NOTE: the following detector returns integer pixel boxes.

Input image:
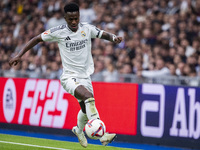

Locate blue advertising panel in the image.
[137,83,200,149]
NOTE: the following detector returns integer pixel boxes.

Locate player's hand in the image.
[113,36,123,44]
[9,56,21,67]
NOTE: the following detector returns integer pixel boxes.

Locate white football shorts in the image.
[60,76,94,102]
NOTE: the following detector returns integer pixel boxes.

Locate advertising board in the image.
[0,78,138,135]
[138,84,200,148]
[1,78,199,148]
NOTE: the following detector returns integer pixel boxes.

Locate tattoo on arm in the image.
[101,31,114,42]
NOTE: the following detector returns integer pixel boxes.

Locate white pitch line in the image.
[0,140,71,150]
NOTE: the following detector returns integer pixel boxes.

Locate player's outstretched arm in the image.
[101,31,122,44]
[9,35,43,66]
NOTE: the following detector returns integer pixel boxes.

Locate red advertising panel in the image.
[0,78,138,135]
[93,82,138,135]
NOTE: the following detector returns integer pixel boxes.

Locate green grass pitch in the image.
[0,133,140,150]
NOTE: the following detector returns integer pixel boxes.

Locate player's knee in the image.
[83,92,93,101]
[75,85,93,101]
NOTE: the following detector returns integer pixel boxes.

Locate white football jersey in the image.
[41,23,103,78]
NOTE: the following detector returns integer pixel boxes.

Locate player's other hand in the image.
[9,56,21,67]
[113,36,123,44]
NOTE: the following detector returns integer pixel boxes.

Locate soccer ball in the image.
[85,119,106,140]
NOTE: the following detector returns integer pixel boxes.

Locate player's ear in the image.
[63,13,67,19]
[64,14,67,19]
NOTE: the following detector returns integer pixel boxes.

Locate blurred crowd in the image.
[1,0,200,83]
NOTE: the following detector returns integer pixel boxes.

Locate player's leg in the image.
[61,77,115,146]
[60,77,88,147]
[72,85,99,148]
[75,85,100,120]
[72,106,88,148]
[75,80,116,146]
[76,101,88,134]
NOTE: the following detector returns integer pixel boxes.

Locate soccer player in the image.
[9,2,122,148]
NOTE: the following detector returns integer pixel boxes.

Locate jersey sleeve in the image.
[89,24,104,39]
[41,29,57,42]
[41,26,62,42]
[41,25,67,42]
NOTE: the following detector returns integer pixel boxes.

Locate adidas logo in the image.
[65,36,71,40]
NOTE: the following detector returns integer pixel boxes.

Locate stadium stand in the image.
[1,0,200,86]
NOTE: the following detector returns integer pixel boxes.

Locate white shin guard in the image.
[84,98,100,120]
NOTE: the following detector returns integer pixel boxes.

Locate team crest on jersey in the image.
[43,30,50,35]
[81,31,86,37]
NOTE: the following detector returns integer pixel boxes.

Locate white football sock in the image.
[84,98,100,120]
[77,110,88,134]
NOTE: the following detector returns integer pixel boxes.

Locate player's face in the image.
[64,11,80,32]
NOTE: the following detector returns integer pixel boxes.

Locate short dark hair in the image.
[64,2,79,13]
